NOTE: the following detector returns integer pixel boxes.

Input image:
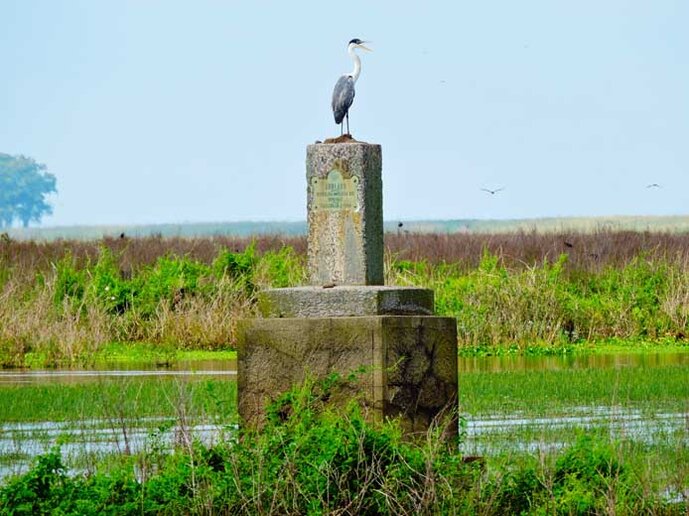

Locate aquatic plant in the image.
[0,375,685,514]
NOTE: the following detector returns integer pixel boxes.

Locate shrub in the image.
[212,242,257,295]
[0,375,476,515]
[53,253,86,309]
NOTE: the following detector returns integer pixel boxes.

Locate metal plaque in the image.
[311,168,359,211]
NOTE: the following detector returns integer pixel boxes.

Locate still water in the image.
[458,350,689,455]
[459,350,689,372]
[0,352,687,479]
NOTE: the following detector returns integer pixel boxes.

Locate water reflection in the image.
[0,361,237,385]
[459,351,689,373]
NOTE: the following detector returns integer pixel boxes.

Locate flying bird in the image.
[481,187,504,195]
[646,183,661,189]
[332,39,372,136]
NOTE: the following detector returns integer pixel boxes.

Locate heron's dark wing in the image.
[332,75,355,124]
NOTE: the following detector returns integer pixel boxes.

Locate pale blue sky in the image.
[1,1,687,226]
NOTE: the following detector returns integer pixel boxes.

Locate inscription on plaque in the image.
[311,168,359,211]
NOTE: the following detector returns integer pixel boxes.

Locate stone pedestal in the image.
[307,143,383,286]
[238,316,458,434]
[237,142,459,437]
[258,286,434,318]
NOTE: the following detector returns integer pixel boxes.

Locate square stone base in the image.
[237,316,458,436]
[258,286,434,318]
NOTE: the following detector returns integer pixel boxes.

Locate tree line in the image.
[0,153,57,228]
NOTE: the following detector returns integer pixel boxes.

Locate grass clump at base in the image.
[0,374,476,514]
[1,375,686,515]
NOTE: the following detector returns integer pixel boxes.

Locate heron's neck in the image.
[348,45,361,82]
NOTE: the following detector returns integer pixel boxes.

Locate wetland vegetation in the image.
[2,230,689,365]
[1,230,688,513]
[0,370,687,514]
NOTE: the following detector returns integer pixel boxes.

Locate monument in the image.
[237,142,458,435]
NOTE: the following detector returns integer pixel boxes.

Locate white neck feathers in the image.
[347,44,362,82]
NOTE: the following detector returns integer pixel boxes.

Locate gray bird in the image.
[481,187,504,195]
[332,39,372,136]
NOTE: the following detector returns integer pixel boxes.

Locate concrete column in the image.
[237,142,458,438]
[238,316,458,435]
[306,143,383,286]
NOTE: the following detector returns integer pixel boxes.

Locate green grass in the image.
[87,342,236,364]
[460,362,689,415]
[6,238,689,362]
[0,377,237,423]
[574,337,689,354]
[1,374,686,514]
[459,353,689,500]
[22,342,236,369]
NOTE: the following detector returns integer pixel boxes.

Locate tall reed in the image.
[0,242,306,366]
[2,230,689,363]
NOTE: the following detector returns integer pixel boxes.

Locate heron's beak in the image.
[357,42,372,52]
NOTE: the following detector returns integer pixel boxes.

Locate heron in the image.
[646,183,661,189]
[481,187,504,195]
[332,39,372,136]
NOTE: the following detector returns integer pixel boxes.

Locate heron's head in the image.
[348,38,372,52]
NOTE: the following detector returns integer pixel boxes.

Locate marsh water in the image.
[459,351,689,456]
[2,352,685,386]
[1,351,687,479]
[458,350,689,372]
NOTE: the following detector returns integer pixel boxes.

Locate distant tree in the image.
[0,153,57,228]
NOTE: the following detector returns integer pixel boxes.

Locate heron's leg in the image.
[346,112,350,135]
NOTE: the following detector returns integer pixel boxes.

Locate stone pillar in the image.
[306,143,383,286]
[238,142,458,437]
[238,316,457,434]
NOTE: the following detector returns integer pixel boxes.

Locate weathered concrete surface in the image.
[237,316,458,435]
[258,286,434,318]
[306,143,383,286]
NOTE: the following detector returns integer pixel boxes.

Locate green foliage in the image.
[212,241,257,293]
[53,253,86,309]
[0,153,56,228]
[483,434,677,515]
[0,447,142,515]
[53,246,264,319]
[255,245,305,288]
[225,373,468,514]
[395,250,687,349]
[489,457,542,515]
[551,434,626,514]
[0,405,682,514]
[136,255,212,313]
[0,447,79,514]
[2,243,305,363]
[86,246,133,315]
[0,375,476,514]
[8,242,689,359]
